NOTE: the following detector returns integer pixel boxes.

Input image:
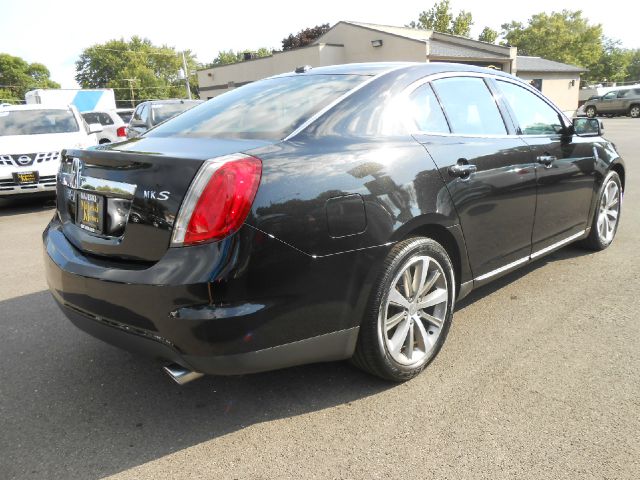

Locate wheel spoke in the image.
[405,321,414,360]
[402,269,413,299]
[389,318,411,356]
[417,287,447,309]
[385,311,405,331]
[412,258,429,301]
[419,311,444,329]
[606,209,618,220]
[597,214,605,236]
[418,270,441,298]
[413,317,434,351]
[389,287,410,309]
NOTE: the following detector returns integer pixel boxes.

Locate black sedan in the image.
[44,63,625,383]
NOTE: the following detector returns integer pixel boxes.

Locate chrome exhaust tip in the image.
[163,364,204,385]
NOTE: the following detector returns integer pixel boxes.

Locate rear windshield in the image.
[148,74,366,140]
[151,102,200,125]
[0,109,79,135]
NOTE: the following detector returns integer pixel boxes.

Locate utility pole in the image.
[181,51,192,100]
[123,78,136,108]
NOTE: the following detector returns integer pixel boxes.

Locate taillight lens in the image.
[171,154,262,246]
[116,126,127,137]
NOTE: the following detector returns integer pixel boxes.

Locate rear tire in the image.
[351,237,455,382]
[630,105,640,118]
[586,106,597,118]
[579,171,622,251]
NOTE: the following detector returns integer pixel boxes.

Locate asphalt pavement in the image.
[0,118,638,479]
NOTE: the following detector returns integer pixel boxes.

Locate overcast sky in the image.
[1,0,638,88]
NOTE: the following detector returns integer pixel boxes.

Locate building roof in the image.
[517,56,586,73]
[341,21,432,42]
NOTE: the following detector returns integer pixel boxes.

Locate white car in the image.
[0,104,100,197]
[81,110,128,144]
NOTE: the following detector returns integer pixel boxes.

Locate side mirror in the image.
[88,123,103,134]
[129,119,145,128]
[572,117,602,136]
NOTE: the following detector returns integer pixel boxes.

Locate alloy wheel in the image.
[597,179,620,244]
[630,106,640,118]
[379,255,448,366]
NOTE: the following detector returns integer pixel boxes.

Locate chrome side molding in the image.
[475,229,586,282]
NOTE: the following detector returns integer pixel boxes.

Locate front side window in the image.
[0,109,79,136]
[602,91,617,100]
[408,83,450,133]
[148,74,365,140]
[497,80,563,135]
[431,77,507,135]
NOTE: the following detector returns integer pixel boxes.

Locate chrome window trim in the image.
[402,70,570,137]
[283,65,411,142]
[474,229,586,282]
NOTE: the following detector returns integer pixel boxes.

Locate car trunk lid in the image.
[57,136,271,262]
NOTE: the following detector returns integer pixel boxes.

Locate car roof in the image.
[274,61,519,82]
[0,104,73,111]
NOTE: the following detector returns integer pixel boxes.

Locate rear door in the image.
[411,75,537,279]
[495,79,596,254]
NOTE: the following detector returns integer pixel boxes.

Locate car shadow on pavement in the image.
[0,195,56,217]
[0,244,596,480]
[456,245,595,310]
[0,290,392,480]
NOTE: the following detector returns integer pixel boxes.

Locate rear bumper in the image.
[58,300,358,375]
[44,217,385,375]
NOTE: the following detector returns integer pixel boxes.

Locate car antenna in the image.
[295,65,312,74]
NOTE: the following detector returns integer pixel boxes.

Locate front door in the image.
[495,79,596,254]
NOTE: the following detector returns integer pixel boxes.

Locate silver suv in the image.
[583,87,640,118]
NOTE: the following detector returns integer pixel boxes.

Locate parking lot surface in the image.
[1,119,638,480]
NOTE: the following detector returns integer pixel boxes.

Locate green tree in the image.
[282,24,330,50]
[209,48,271,66]
[501,10,602,74]
[0,53,60,103]
[75,37,199,106]
[478,27,498,44]
[588,38,632,82]
[408,0,474,37]
[625,49,640,81]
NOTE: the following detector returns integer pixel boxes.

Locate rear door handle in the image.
[449,163,477,178]
[537,155,557,168]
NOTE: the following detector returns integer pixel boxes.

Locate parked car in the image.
[1,104,100,197]
[583,87,640,118]
[44,63,624,384]
[115,108,134,124]
[126,99,203,138]
[81,110,127,144]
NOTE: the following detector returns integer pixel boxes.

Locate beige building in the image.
[197,21,585,113]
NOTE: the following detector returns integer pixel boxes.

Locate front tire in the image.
[579,171,622,250]
[352,237,455,381]
[586,106,597,118]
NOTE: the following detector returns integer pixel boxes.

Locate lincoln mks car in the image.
[44,63,625,383]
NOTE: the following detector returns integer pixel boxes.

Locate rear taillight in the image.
[116,126,127,137]
[171,154,262,246]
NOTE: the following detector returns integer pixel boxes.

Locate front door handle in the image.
[537,155,557,168]
[449,162,477,178]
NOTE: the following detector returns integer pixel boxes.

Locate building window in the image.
[530,79,543,91]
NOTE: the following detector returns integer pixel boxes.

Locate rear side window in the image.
[83,112,114,125]
[497,80,562,135]
[432,77,507,135]
[148,74,365,140]
[408,83,450,133]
